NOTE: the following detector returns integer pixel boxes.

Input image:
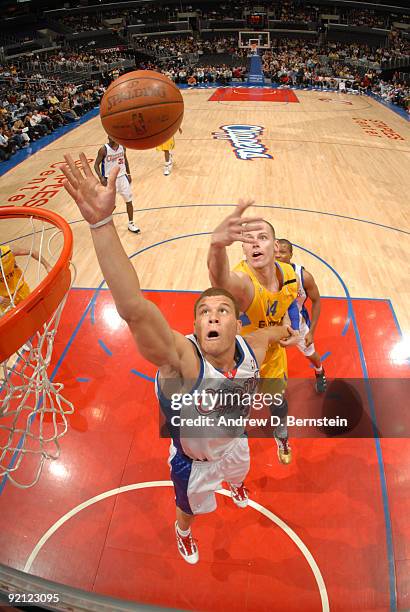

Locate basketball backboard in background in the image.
[239,31,270,49]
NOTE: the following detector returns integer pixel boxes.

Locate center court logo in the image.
[212,124,273,161]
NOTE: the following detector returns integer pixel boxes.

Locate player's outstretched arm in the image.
[62,153,188,371]
[94,146,107,186]
[246,326,296,366]
[303,270,321,347]
[123,147,132,183]
[13,248,52,273]
[207,199,264,310]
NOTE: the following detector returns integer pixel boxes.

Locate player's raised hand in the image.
[210,198,265,247]
[62,153,119,225]
[305,330,314,347]
[279,327,300,347]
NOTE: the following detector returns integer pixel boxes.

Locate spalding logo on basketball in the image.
[100,70,184,150]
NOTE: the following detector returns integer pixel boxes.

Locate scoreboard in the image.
[246,13,267,29]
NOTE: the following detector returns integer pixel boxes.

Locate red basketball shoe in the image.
[228,482,249,508]
[175,522,199,564]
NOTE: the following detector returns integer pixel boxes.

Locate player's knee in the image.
[269,396,288,419]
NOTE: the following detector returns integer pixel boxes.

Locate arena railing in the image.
[0,562,176,612]
[268,20,318,31]
[131,29,192,39]
[381,55,410,69]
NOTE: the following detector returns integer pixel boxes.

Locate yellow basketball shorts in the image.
[260,345,288,382]
[0,280,30,314]
[156,137,175,152]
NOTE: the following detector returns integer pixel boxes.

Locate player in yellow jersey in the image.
[0,244,51,315]
[207,200,300,464]
[276,238,327,393]
[156,127,182,176]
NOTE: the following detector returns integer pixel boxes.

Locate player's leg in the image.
[164,148,172,175]
[176,507,194,531]
[117,176,140,233]
[164,138,175,175]
[262,351,292,464]
[175,507,198,565]
[125,200,140,233]
[273,395,292,464]
[225,437,250,508]
[307,351,327,393]
[297,319,327,393]
[169,448,199,564]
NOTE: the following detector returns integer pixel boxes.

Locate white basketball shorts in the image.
[296,317,316,357]
[116,174,132,202]
[168,437,250,515]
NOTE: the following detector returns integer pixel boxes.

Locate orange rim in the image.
[0,206,73,362]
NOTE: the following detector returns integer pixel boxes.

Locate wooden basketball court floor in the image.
[0,87,409,611]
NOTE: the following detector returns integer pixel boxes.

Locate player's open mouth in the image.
[207,330,220,339]
[252,252,262,260]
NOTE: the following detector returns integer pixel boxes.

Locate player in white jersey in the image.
[277,239,327,393]
[156,332,259,464]
[94,136,140,234]
[61,153,295,565]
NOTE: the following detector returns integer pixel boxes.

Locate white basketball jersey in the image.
[156,334,259,461]
[102,143,126,178]
[291,263,310,326]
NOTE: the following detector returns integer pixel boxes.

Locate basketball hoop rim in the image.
[0,206,73,362]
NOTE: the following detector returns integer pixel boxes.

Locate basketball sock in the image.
[176,524,191,537]
[314,365,323,373]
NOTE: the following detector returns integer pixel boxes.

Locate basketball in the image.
[99,70,184,150]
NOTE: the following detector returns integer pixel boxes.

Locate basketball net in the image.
[0,211,75,488]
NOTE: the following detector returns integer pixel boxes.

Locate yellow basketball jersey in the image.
[0,245,30,313]
[233,260,298,379]
[156,137,175,152]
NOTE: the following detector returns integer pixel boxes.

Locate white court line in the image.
[232,89,279,95]
[25,480,329,611]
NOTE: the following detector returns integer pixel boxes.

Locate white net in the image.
[0,214,75,488]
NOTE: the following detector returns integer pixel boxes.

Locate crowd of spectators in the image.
[0,79,104,162]
[162,64,246,85]
[261,39,409,74]
[135,35,241,58]
[130,0,407,27]
[339,8,388,29]
[373,80,409,108]
[27,1,409,39]
[152,57,409,113]
[136,34,409,66]
[60,14,104,33]
[273,1,318,23]
[137,36,409,112]
[0,26,409,163]
[1,51,130,82]
[0,0,408,63]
